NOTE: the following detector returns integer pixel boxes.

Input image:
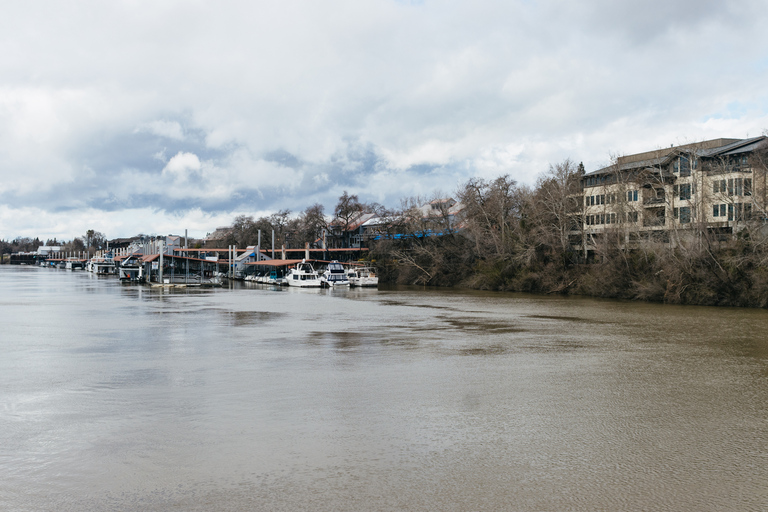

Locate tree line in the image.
[1,230,107,262]
[214,191,388,250]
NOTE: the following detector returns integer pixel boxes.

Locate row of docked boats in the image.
[246,260,378,288]
[42,251,379,289]
[244,268,287,285]
[42,256,100,271]
[43,252,132,279]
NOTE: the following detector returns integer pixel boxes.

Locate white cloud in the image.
[0,204,234,242]
[162,151,202,180]
[1,0,768,239]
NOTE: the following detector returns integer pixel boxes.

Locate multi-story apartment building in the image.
[576,136,768,253]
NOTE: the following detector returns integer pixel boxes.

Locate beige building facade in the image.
[576,136,768,253]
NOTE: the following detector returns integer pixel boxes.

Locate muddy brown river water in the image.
[1,266,767,511]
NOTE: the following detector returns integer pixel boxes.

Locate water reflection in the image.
[0,267,767,511]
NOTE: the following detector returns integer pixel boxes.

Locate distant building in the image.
[327,211,379,248]
[204,226,232,246]
[107,237,141,250]
[165,235,183,251]
[36,246,62,256]
[415,198,464,230]
[576,136,768,255]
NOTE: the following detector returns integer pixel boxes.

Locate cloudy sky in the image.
[2,0,768,241]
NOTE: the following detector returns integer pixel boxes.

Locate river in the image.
[1,265,767,511]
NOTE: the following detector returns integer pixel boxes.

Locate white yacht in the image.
[321,260,350,287]
[88,252,116,275]
[65,258,85,270]
[347,266,379,287]
[286,260,322,287]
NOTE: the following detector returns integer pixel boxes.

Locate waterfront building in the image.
[327,211,378,249]
[575,136,768,256]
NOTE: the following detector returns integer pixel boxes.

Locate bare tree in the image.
[333,191,364,231]
[458,174,522,259]
[287,203,327,248]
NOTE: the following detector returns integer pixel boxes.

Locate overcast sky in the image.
[2,0,768,241]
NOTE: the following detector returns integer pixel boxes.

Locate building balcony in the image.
[642,217,666,227]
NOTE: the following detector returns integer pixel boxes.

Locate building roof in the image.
[329,211,378,231]
[140,253,221,263]
[245,259,305,267]
[205,227,232,241]
[587,136,767,176]
[703,136,767,157]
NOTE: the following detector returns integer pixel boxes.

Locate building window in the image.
[745,178,752,196]
[728,179,734,196]
[713,181,719,194]
[728,204,734,221]
[713,205,719,217]
[720,204,726,217]
[680,156,691,177]
[633,190,638,202]
[742,155,748,165]
[679,206,691,224]
[679,184,691,200]
[735,178,743,196]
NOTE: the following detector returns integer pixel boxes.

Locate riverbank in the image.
[372,233,768,308]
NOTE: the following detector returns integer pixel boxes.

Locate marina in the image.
[23,238,377,290]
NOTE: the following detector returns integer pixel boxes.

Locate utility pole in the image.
[159,239,164,284]
[185,229,188,284]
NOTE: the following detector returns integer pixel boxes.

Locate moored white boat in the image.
[347,266,378,287]
[88,253,116,275]
[286,260,322,287]
[321,260,350,287]
[65,258,85,270]
[244,271,262,282]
